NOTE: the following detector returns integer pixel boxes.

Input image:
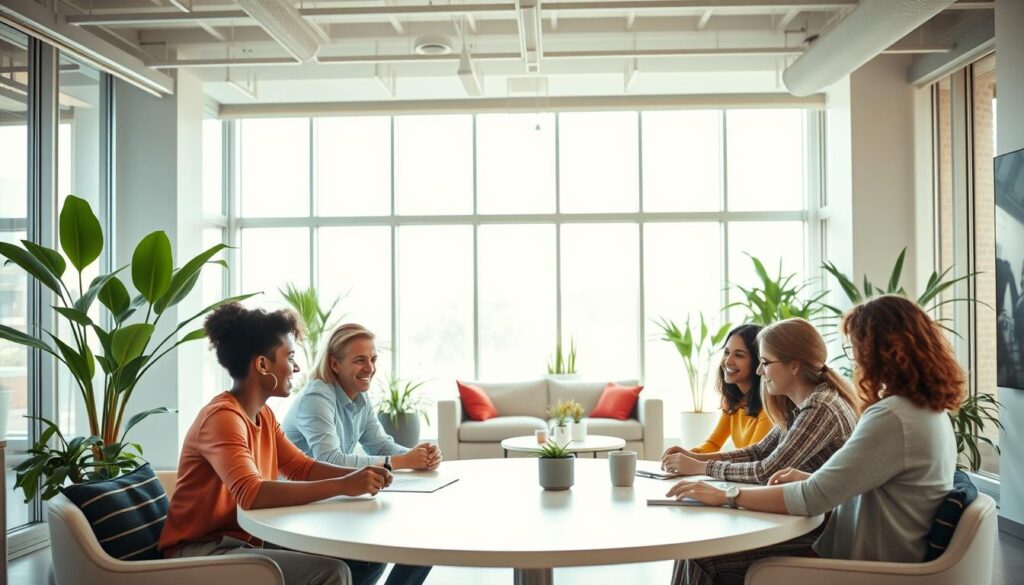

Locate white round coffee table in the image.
[237,458,823,585]
[500,434,626,458]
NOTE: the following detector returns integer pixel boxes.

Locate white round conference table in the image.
[237,459,823,585]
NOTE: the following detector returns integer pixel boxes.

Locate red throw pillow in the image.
[589,383,644,420]
[457,381,498,421]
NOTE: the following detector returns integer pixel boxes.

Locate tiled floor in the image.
[10,530,1024,584]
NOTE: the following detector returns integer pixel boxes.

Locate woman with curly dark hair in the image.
[666,295,964,585]
[159,303,428,585]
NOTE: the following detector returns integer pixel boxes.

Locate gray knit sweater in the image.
[782,395,956,562]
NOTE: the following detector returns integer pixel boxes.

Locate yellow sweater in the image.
[690,407,773,453]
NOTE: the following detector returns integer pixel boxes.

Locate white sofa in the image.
[438,378,663,460]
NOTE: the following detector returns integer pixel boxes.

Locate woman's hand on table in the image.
[339,465,392,496]
[661,452,706,476]
[665,481,727,507]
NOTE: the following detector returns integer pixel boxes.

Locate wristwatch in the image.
[725,485,741,509]
[383,456,392,472]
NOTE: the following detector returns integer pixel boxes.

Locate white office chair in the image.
[745,493,997,585]
[47,470,284,585]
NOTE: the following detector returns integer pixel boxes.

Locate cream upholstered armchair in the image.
[744,493,997,585]
[47,471,284,585]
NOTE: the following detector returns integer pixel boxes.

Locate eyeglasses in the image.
[759,358,783,368]
[842,343,855,360]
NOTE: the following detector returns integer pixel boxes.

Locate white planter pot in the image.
[551,424,572,447]
[0,389,11,440]
[571,420,587,442]
[679,411,720,450]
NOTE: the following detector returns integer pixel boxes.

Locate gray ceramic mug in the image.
[608,450,637,487]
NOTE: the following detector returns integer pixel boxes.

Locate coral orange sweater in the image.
[159,392,315,555]
[690,407,774,453]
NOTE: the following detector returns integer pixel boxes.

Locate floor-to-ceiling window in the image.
[225,109,819,438]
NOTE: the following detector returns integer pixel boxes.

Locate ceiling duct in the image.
[782,0,956,97]
[235,0,321,62]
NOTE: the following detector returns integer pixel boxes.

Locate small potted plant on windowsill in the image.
[534,440,574,491]
[567,400,587,442]
[545,337,579,380]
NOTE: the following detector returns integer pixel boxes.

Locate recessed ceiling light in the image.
[414,35,453,56]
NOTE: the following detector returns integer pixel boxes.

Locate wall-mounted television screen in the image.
[996,146,1024,390]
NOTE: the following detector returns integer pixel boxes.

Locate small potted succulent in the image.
[567,400,587,442]
[547,400,572,446]
[534,440,574,491]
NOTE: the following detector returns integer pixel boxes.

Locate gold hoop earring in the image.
[262,371,279,392]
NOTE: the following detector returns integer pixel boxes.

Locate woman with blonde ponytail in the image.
[662,317,859,485]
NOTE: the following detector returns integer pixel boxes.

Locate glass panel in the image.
[644,223,723,421]
[642,111,722,212]
[240,227,310,308]
[202,228,227,403]
[478,225,556,380]
[476,114,556,214]
[971,54,998,476]
[202,119,223,216]
[726,109,805,211]
[316,117,391,217]
[394,115,472,215]
[239,119,310,217]
[317,226,393,363]
[397,226,474,437]
[560,223,639,379]
[559,112,639,213]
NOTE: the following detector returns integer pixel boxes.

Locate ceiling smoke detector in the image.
[414,35,453,56]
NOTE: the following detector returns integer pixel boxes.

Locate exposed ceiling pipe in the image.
[781,0,957,96]
[234,0,322,62]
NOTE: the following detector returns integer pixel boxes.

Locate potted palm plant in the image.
[654,312,730,448]
[278,283,345,393]
[533,440,574,491]
[0,196,251,500]
[375,374,431,448]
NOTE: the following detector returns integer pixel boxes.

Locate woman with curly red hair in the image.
[668,295,964,585]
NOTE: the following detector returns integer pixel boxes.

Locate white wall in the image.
[824,55,920,304]
[995,0,1024,530]
[114,70,205,470]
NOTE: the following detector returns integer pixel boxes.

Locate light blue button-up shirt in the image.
[282,378,409,467]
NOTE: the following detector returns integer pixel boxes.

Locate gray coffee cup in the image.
[609,450,637,487]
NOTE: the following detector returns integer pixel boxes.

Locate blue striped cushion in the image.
[60,463,169,561]
[924,469,977,561]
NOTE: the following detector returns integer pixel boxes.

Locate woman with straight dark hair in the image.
[667,295,965,585]
[667,324,772,455]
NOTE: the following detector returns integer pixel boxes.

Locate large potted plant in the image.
[375,375,431,448]
[278,283,345,393]
[729,254,832,326]
[654,312,730,448]
[533,440,574,491]
[0,196,251,500]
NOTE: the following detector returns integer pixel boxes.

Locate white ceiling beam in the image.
[776,8,799,31]
[515,0,542,72]
[197,22,227,41]
[550,11,558,31]
[697,8,713,29]
[626,11,637,30]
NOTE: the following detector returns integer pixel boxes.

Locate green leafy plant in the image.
[547,399,572,427]
[0,195,251,501]
[566,400,584,423]
[821,247,982,335]
[279,283,345,392]
[654,313,730,413]
[375,374,432,428]
[532,440,573,458]
[547,337,577,375]
[729,254,831,326]
[949,392,1003,472]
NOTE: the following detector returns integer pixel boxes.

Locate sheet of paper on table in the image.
[381,476,459,493]
[635,461,715,481]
